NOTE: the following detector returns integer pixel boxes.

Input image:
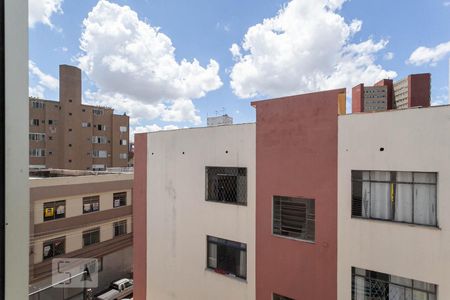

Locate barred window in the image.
[273,294,294,300]
[119,153,128,160]
[273,196,315,242]
[30,119,40,126]
[43,200,65,221]
[83,196,100,214]
[113,192,127,207]
[92,150,107,158]
[205,167,247,205]
[92,136,107,144]
[92,108,103,115]
[113,220,127,237]
[32,101,45,109]
[83,228,100,247]
[29,133,45,141]
[352,171,437,226]
[43,237,65,260]
[207,236,247,279]
[352,267,437,300]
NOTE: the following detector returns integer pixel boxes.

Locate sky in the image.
[29,0,450,139]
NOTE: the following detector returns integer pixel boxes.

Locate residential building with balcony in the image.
[29,65,130,171]
[28,170,133,299]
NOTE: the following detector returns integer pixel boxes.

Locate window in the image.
[119,153,128,160]
[30,119,39,126]
[273,294,294,300]
[113,220,127,237]
[83,228,100,247]
[352,171,437,226]
[32,101,45,109]
[83,196,100,214]
[29,133,45,141]
[30,148,46,157]
[207,236,247,279]
[92,136,107,144]
[113,192,127,207]
[48,119,56,125]
[273,196,315,242]
[120,139,127,146]
[205,167,247,205]
[97,124,106,131]
[119,126,127,133]
[81,122,90,128]
[92,164,105,171]
[92,150,107,158]
[352,267,437,300]
[93,108,103,115]
[43,237,65,260]
[43,200,66,221]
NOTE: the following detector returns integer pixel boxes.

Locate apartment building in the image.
[338,106,448,299]
[133,89,346,300]
[134,124,256,300]
[352,73,430,113]
[28,170,133,299]
[29,65,130,171]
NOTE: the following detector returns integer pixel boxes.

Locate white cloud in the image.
[29,60,58,98]
[29,0,63,28]
[229,0,396,99]
[407,41,450,66]
[78,0,222,126]
[383,52,394,61]
[130,124,179,142]
[444,2,450,7]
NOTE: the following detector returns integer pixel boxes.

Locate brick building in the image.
[352,73,430,113]
[29,65,130,171]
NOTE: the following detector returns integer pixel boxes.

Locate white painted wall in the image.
[338,106,450,299]
[146,124,256,300]
[5,0,29,299]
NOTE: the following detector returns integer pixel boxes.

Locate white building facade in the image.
[338,106,450,299]
[144,124,256,300]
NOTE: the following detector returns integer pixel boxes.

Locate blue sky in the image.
[29,0,450,134]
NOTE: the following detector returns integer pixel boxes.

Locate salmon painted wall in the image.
[133,133,147,299]
[253,90,340,300]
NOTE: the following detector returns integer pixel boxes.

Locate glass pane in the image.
[395,183,413,223]
[414,184,437,226]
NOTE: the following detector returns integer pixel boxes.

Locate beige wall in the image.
[146,124,256,300]
[338,106,450,299]
[32,216,132,264]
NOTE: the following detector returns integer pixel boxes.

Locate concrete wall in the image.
[4,0,29,299]
[143,124,256,300]
[338,106,450,299]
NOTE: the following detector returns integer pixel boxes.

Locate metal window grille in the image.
[351,170,437,226]
[206,236,247,279]
[43,200,65,221]
[273,196,315,242]
[273,294,295,300]
[113,192,127,207]
[43,237,65,260]
[205,167,247,205]
[82,196,100,214]
[113,220,127,237]
[83,228,100,247]
[352,267,437,300]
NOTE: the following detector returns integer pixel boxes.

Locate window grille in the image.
[273,196,315,242]
[43,200,65,221]
[83,196,100,214]
[205,167,247,205]
[207,236,247,279]
[351,171,437,226]
[113,220,127,237]
[273,294,294,300]
[352,267,437,300]
[83,228,100,247]
[43,237,65,260]
[113,192,127,207]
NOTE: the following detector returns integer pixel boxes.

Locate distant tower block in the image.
[207,114,233,126]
